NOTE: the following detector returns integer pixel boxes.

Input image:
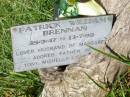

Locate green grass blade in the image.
[84,72,106,90]
[86,44,130,66]
[86,44,121,61]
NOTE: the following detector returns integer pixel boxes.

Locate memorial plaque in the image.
[11,15,113,72]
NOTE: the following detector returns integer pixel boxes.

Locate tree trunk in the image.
[39,0,130,97]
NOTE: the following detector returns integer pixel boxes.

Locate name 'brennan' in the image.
[43,26,87,36]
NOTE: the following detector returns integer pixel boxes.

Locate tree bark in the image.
[39,0,130,97]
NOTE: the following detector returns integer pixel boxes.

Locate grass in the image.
[0,0,129,97]
[106,71,130,97]
[0,0,56,96]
